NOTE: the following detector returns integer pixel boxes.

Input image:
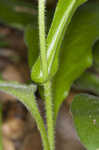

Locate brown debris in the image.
[3,137,15,150]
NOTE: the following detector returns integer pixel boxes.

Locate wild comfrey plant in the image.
[0,0,99,150]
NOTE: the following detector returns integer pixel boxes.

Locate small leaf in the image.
[24,25,39,69]
[71,94,99,150]
[52,2,99,119]
[31,0,86,83]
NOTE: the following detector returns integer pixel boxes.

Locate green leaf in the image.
[24,25,39,69]
[73,71,99,95]
[0,81,50,150]
[52,2,99,119]
[73,41,99,95]
[31,0,86,83]
[0,81,37,108]
[71,94,99,150]
[0,0,37,29]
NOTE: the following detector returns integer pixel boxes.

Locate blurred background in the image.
[0,0,99,150]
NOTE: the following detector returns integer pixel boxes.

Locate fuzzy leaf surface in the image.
[71,94,99,150]
[31,0,86,83]
[0,81,37,110]
[52,2,99,119]
[0,81,51,149]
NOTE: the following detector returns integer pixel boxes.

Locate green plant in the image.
[0,0,99,150]
[71,94,99,150]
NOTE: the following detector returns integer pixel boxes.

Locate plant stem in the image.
[27,93,50,150]
[44,81,55,150]
[38,1,55,149]
[0,104,2,150]
[38,0,48,80]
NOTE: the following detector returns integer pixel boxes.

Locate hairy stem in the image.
[0,104,2,150]
[38,0,48,80]
[27,93,50,150]
[44,81,55,150]
[38,1,55,149]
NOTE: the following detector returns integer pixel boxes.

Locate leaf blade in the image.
[31,0,86,83]
[52,2,99,119]
[0,81,50,150]
[71,94,99,150]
